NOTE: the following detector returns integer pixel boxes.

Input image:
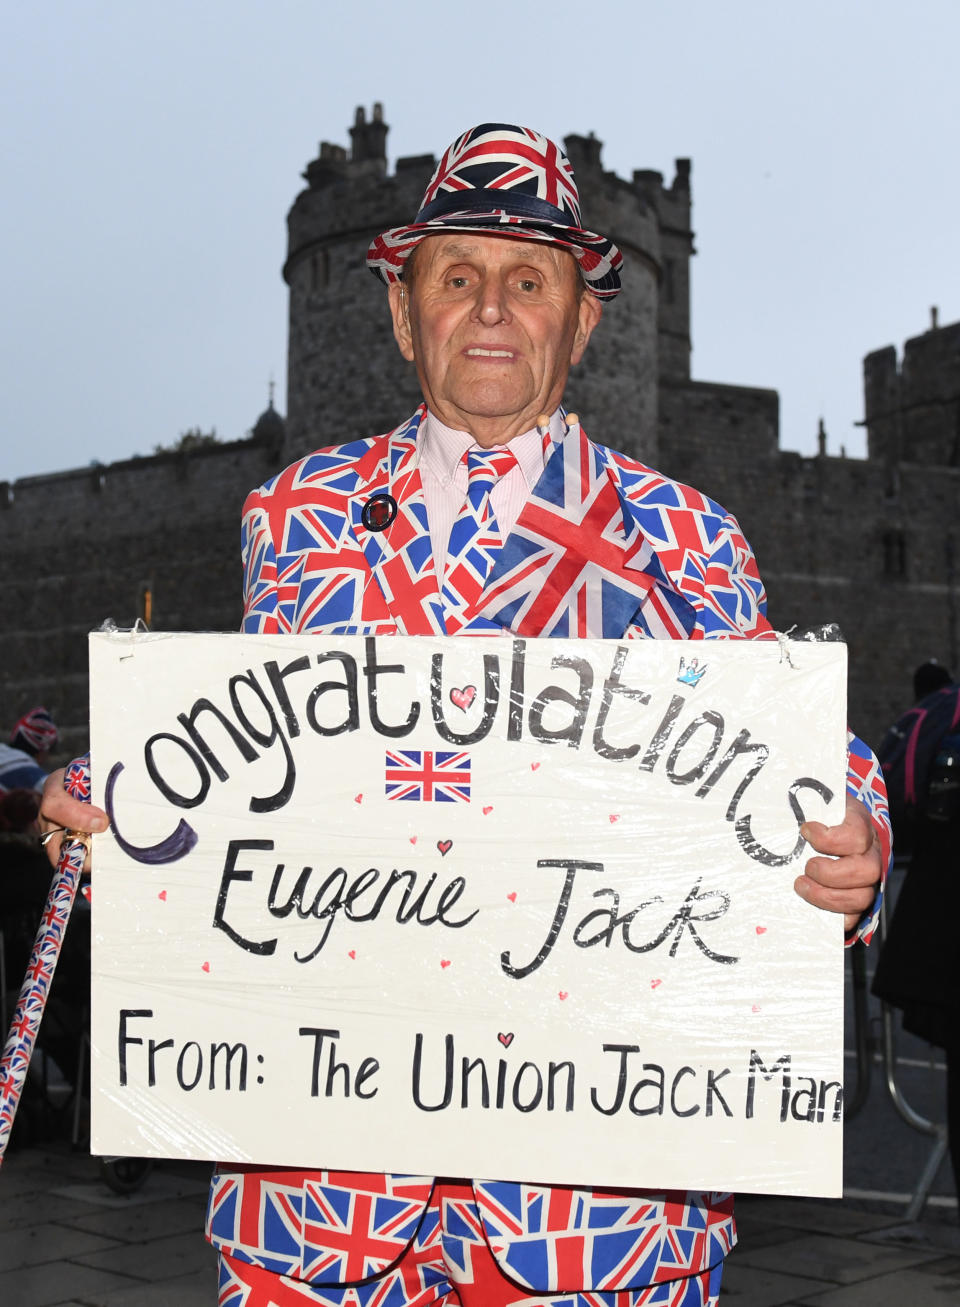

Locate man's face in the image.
[388,233,602,446]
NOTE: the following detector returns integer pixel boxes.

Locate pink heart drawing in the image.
[348,949,356,960]
[440,959,451,969]
[158,890,167,901]
[498,1032,514,1047]
[609,814,620,823]
[507,891,517,903]
[531,761,541,771]
[558,991,569,1001]
[482,805,493,815]
[450,685,477,712]
[755,926,767,935]
[650,978,662,989]
[437,839,452,856]
[201,962,210,973]
[409,836,418,845]
[354,794,363,804]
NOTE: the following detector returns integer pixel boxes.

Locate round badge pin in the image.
[361,493,398,532]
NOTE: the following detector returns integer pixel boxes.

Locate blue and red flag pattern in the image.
[420,124,582,216]
[385,750,471,803]
[213,1177,726,1305]
[0,754,90,1160]
[240,406,887,930]
[217,406,892,1301]
[441,446,517,633]
[367,124,624,300]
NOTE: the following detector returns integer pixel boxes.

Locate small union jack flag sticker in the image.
[384,750,471,802]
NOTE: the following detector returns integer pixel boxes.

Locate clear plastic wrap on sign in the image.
[88,632,848,1196]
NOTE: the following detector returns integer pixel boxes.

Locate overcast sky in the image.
[2,0,957,483]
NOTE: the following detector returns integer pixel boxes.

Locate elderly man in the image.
[43,124,887,1307]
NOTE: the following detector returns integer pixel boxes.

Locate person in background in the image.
[1,705,88,1128]
[0,707,58,800]
[0,707,59,834]
[913,659,953,703]
[873,661,960,1216]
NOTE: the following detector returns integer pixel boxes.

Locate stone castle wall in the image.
[866,321,960,467]
[1,108,957,765]
[0,437,281,760]
[657,328,960,745]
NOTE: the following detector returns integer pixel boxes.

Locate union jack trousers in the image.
[213,1177,727,1306]
[210,406,892,1302]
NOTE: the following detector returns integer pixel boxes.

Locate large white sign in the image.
[89,631,848,1196]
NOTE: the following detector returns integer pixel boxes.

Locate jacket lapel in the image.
[347,407,448,636]
[343,413,699,640]
[476,424,696,639]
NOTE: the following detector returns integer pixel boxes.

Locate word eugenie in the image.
[103,637,832,869]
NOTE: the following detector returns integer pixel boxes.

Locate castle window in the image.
[882,529,906,578]
[663,258,675,305]
[310,249,330,292]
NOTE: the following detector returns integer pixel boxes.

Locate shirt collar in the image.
[418,408,563,491]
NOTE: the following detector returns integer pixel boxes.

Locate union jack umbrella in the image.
[0,755,91,1161]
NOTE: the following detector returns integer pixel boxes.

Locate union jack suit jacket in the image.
[207,405,890,1296]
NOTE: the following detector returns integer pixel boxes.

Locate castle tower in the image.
[633,158,693,381]
[283,105,432,456]
[864,315,960,468]
[283,108,695,464]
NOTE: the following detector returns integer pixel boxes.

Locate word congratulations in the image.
[104,637,832,869]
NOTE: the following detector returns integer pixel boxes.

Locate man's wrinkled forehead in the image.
[427,236,559,262]
[404,233,578,283]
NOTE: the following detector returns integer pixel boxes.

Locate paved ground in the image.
[841,864,956,1214]
[0,1141,958,1306]
[0,1144,215,1306]
[2,862,956,1303]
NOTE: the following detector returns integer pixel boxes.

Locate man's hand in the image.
[795,794,883,934]
[38,767,108,871]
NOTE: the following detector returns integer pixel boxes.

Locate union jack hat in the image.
[367,123,623,300]
[10,706,58,754]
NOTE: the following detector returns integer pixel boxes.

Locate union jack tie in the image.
[442,446,517,633]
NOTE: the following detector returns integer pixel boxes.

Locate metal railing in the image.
[845,867,949,1221]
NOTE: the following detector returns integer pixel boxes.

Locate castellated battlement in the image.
[865,319,960,467]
